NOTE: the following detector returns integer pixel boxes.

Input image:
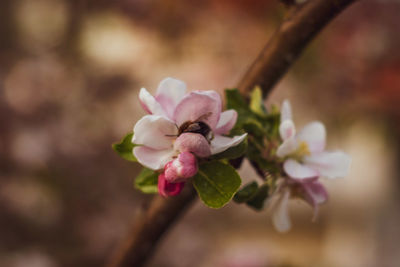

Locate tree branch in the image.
[106,0,357,266]
[106,185,197,267]
[238,0,357,98]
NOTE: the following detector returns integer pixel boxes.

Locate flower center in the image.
[289,141,311,161]
[178,121,213,141]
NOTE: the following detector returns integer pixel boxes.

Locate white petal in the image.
[304,151,351,179]
[276,137,298,158]
[279,119,296,141]
[296,121,326,153]
[215,110,237,135]
[132,115,178,150]
[281,99,292,122]
[272,189,291,233]
[210,134,247,155]
[155,78,186,118]
[133,146,175,170]
[283,159,319,180]
[138,88,165,116]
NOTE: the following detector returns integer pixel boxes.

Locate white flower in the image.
[277,100,351,181]
[132,77,247,170]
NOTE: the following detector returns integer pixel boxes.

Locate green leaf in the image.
[246,183,270,210]
[112,133,137,162]
[225,88,248,111]
[233,181,259,203]
[262,113,281,138]
[193,161,241,209]
[249,86,267,116]
[243,118,266,137]
[134,168,158,194]
[208,137,247,161]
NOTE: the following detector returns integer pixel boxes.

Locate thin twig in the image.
[106,0,357,266]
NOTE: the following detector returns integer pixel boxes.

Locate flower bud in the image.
[157,173,185,197]
[164,152,198,183]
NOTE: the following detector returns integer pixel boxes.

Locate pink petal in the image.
[301,181,328,205]
[196,90,222,113]
[164,152,198,183]
[158,172,185,197]
[296,121,326,153]
[304,151,351,179]
[174,133,211,158]
[281,99,292,122]
[132,115,178,150]
[299,180,328,220]
[271,189,291,233]
[155,78,186,119]
[279,119,296,141]
[276,137,298,158]
[138,88,165,116]
[133,146,175,170]
[214,110,238,135]
[283,159,319,180]
[173,91,221,130]
[210,133,247,155]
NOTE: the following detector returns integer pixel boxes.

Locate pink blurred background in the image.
[1,0,400,266]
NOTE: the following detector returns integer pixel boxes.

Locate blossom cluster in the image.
[113,77,351,232]
[132,78,246,196]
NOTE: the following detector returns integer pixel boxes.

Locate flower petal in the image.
[133,146,175,170]
[197,90,222,113]
[174,133,211,157]
[173,91,221,130]
[155,78,187,118]
[281,99,292,122]
[214,110,237,135]
[299,180,328,221]
[272,189,291,233]
[210,133,247,155]
[276,137,298,158]
[304,151,351,179]
[283,159,319,180]
[138,88,165,116]
[132,115,178,149]
[158,172,185,197]
[279,119,296,141]
[296,121,326,153]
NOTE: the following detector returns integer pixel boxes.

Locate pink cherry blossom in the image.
[132,78,247,171]
[164,152,198,183]
[277,100,351,181]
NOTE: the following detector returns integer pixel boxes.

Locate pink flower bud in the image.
[157,173,184,197]
[164,152,198,183]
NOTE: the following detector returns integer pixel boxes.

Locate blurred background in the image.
[0,0,400,266]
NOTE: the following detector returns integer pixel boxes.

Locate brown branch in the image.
[106,185,197,267]
[106,0,357,266]
[238,0,358,98]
